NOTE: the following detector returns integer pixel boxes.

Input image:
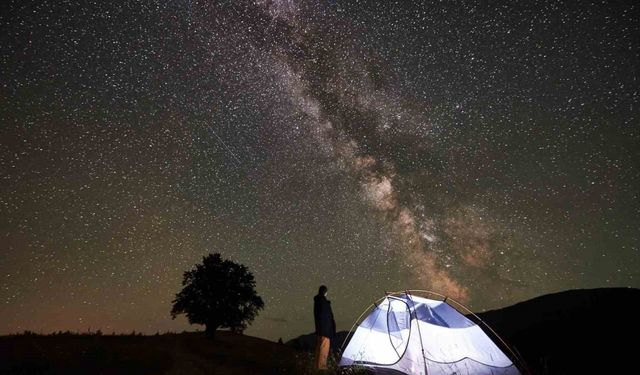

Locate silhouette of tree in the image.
[170,253,264,339]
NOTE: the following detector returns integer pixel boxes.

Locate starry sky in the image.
[1,0,638,341]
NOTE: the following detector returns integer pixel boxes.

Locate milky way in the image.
[1,0,638,340]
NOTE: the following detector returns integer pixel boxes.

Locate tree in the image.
[170,253,264,339]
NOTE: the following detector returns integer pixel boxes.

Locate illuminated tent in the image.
[338,291,525,375]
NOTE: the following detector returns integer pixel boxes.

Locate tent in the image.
[338,291,526,375]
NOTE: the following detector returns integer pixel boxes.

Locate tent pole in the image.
[405,291,429,375]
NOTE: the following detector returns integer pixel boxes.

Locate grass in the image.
[0,331,306,375]
[1,330,377,375]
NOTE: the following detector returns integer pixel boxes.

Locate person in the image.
[313,285,336,371]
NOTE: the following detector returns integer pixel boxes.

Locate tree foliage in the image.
[170,253,264,338]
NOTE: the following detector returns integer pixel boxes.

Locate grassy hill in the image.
[0,331,309,375]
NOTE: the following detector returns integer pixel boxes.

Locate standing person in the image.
[314,285,336,371]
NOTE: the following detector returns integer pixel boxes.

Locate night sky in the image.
[1,0,638,341]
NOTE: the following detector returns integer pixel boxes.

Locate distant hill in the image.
[290,288,640,374]
[0,331,304,375]
[477,287,640,374]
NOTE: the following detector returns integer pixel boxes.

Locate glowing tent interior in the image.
[338,291,527,375]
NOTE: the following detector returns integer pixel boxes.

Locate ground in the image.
[0,331,311,375]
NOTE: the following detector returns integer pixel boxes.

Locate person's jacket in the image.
[313,294,336,338]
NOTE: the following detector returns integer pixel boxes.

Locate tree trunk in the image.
[205,323,218,339]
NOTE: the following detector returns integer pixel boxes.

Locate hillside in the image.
[476,287,640,374]
[0,331,305,375]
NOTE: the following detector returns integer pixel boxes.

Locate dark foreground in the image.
[0,331,310,375]
[3,288,640,375]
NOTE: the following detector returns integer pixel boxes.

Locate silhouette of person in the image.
[314,285,336,371]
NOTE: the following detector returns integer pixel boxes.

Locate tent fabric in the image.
[339,293,522,375]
